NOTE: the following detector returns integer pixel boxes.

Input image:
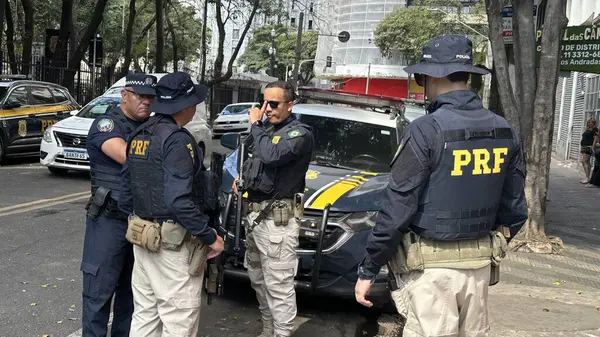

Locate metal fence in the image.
[0,52,121,105]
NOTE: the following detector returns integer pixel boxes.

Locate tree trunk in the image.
[166,7,177,72]
[200,0,208,83]
[51,0,73,68]
[62,0,110,89]
[20,0,34,76]
[512,0,536,168]
[0,0,5,73]
[119,0,136,77]
[509,0,569,254]
[155,0,164,72]
[4,0,18,74]
[485,0,520,132]
[207,0,259,85]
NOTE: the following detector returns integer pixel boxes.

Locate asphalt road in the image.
[0,140,396,337]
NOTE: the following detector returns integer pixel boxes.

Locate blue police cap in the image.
[404,35,490,78]
[125,73,157,96]
[150,72,208,115]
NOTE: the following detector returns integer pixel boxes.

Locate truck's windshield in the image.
[295,113,397,173]
[77,96,121,119]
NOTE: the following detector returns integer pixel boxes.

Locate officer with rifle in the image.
[81,73,156,337]
[354,35,528,337]
[119,71,224,336]
[232,80,314,337]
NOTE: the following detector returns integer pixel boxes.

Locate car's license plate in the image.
[64,148,87,160]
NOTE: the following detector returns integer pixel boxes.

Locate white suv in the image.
[40,93,213,175]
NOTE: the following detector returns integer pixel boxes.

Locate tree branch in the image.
[485,0,519,131]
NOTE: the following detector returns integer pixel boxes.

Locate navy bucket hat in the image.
[404,35,490,78]
[150,72,208,115]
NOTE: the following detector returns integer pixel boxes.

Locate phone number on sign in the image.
[562,50,600,59]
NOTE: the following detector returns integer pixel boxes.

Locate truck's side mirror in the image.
[221,132,240,150]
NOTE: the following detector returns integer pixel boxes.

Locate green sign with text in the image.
[537,26,600,73]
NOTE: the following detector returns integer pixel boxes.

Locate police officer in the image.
[81,73,157,337]
[233,80,313,337]
[354,35,528,337]
[119,71,224,337]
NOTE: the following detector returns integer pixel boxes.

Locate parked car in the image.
[40,93,213,175]
[216,88,421,311]
[0,76,80,162]
[212,102,260,137]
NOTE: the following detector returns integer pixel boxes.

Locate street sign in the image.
[537,25,600,73]
[338,31,350,43]
[502,5,538,44]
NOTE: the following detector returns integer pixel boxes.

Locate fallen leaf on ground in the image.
[42,335,49,337]
[51,285,57,288]
[25,253,30,255]
[41,284,48,288]
[70,304,76,308]
[553,281,560,286]
[576,291,582,294]
[551,296,557,300]
[68,308,75,312]
[543,308,550,312]
[233,315,238,320]
[596,306,600,311]
[56,320,63,324]
[30,303,37,306]
[56,278,64,281]
[21,281,28,285]
[68,318,77,321]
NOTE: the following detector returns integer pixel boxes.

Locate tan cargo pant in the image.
[129,240,205,337]
[390,263,491,337]
[244,211,300,337]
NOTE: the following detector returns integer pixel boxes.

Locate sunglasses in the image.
[264,100,288,109]
[125,89,154,101]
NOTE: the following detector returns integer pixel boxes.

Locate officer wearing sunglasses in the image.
[232,80,313,337]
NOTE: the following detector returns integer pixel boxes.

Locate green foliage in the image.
[374,0,488,62]
[238,24,317,80]
[28,0,206,68]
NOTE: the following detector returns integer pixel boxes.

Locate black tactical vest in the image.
[126,116,204,219]
[244,118,312,202]
[411,107,516,241]
[89,108,136,202]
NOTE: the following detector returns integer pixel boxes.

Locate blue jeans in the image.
[81,214,134,337]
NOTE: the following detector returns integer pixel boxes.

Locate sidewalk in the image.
[488,158,600,337]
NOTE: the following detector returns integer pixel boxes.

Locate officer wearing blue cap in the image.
[355,35,528,336]
[81,72,157,337]
[119,71,224,336]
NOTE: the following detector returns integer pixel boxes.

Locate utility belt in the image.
[248,196,303,227]
[85,187,127,221]
[125,214,209,276]
[390,227,509,286]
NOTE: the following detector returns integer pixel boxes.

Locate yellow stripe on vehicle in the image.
[35,105,73,114]
[345,178,363,184]
[308,175,369,210]
[0,105,73,118]
[360,171,378,176]
[352,175,369,182]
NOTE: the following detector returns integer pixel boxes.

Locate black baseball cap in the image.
[125,73,157,96]
[150,72,209,115]
[404,35,490,78]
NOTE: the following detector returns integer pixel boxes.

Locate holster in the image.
[126,215,161,252]
[188,237,209,276]
[489,226,510,286]
[86,187,111,221]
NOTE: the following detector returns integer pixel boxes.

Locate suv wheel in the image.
[48,167,69,175]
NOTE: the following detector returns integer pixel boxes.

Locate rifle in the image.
[204,151,225,305]
[233,133,252,262]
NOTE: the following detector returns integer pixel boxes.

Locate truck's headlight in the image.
[43,127,53,143]
[241,119,249,123]
[345,211,378,231]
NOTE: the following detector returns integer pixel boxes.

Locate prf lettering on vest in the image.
[451,148,509,176]
[129,139,150,157]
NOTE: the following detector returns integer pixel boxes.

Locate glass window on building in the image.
[232,29,240,40]
[308,20,313,30]
[291,17,296,26]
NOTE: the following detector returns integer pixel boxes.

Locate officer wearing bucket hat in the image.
[81,72,156,337]
[355,35,528,336]
[119,71,224,336]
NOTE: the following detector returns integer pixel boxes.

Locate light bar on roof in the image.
[297,87,405,110]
